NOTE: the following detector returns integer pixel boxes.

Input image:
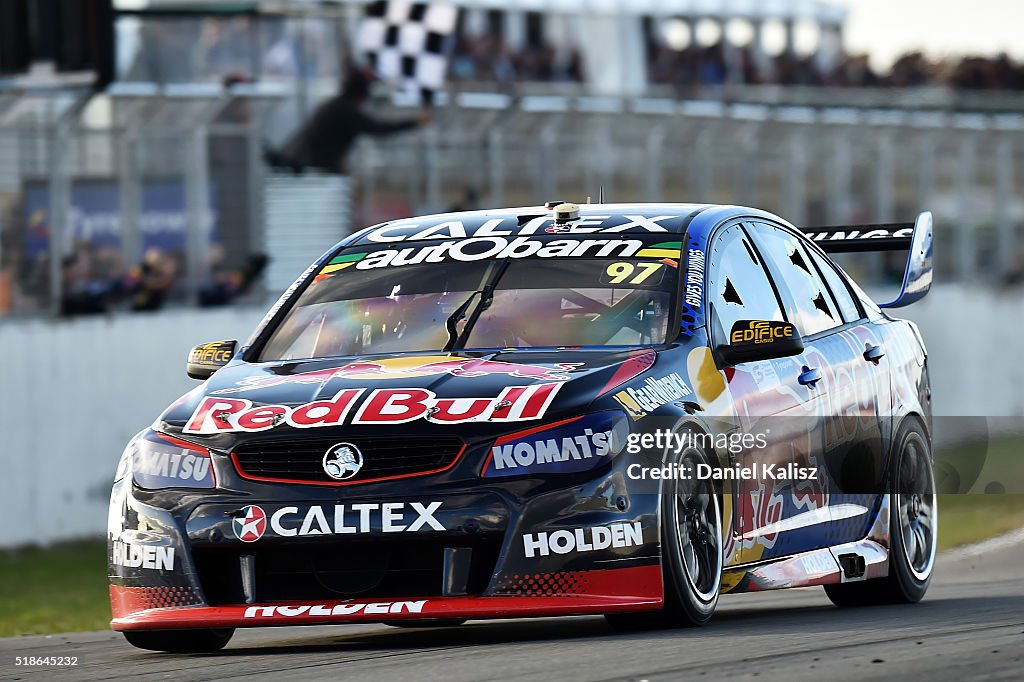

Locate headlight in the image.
[114,429,216,489]
[481,411,629,478]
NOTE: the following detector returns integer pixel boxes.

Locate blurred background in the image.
[1,1,1023,628]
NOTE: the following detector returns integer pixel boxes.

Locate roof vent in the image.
[544,200,567,209]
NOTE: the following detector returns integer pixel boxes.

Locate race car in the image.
[108,202,935,652]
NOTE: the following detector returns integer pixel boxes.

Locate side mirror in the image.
[186,340,237,380]
[718,320,803,366]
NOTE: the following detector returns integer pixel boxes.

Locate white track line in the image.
[941,525,1024,561]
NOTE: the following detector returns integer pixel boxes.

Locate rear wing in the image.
[800,211,933,308]
[801,223,914,253]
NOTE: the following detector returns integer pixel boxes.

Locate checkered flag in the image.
[359,1,458,103]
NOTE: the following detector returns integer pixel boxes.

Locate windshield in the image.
[259,250,679,361]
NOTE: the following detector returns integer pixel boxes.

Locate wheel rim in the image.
[896,432,937,581]
[670,448,723,602]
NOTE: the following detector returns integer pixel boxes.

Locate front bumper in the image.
[108,456,665,631]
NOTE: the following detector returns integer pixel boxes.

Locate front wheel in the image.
[824,418,937,607]
[122,628,235,653]
[607,435,722,630]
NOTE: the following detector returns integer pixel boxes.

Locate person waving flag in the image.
[359,1,458,104]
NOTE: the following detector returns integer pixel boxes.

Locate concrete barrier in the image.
[0,308,263,548]
[900,285,1024,443]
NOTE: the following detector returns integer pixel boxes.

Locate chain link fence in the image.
[0,86,287,317]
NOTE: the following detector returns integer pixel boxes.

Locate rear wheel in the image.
[122,628,234,653]
[607,436,722,630]
[824,418,936,607]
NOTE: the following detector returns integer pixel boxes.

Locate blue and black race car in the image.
[109,202,935,652]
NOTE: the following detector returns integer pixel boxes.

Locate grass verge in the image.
[933,437,1024,549]
[0,541,109,637]
[936,494,1024,551]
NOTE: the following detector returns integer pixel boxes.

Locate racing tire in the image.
[824,418,937,607]
[607,432,722,630]
[122,628,235,653]
[384,619,467,628]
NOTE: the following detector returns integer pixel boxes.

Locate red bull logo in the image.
[184,383,564,434]
[725,483,785,561]
[213,356,583,395]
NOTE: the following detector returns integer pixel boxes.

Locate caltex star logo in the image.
[233,505,267,542]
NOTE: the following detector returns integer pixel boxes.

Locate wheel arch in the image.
[651,416,730,554]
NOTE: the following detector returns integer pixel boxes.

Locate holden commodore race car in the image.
[109,202,935,652]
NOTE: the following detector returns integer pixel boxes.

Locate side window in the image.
[748,223,840,337]
[707,224,785,346]
[807,248,862,323]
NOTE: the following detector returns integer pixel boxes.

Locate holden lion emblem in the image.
[322,443,364,480]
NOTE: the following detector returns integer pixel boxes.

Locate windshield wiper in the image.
[451,260,511,351]
[443,290,482,352]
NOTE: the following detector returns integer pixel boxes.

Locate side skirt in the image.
[722,495,892,594]
[721,538,889,594]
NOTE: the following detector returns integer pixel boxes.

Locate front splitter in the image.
[111,565,663,630]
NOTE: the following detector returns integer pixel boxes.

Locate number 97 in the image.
[605,262,662,285]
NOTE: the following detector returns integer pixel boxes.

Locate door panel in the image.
[749,222,887,551]
[704,222,829,567]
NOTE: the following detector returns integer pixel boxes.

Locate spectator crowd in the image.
[118,12,1024,93]
[645,44,1024,90]
[447,34,1024,92]
[0,238,267,317]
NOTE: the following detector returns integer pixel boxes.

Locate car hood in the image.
[157,348,655,451]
